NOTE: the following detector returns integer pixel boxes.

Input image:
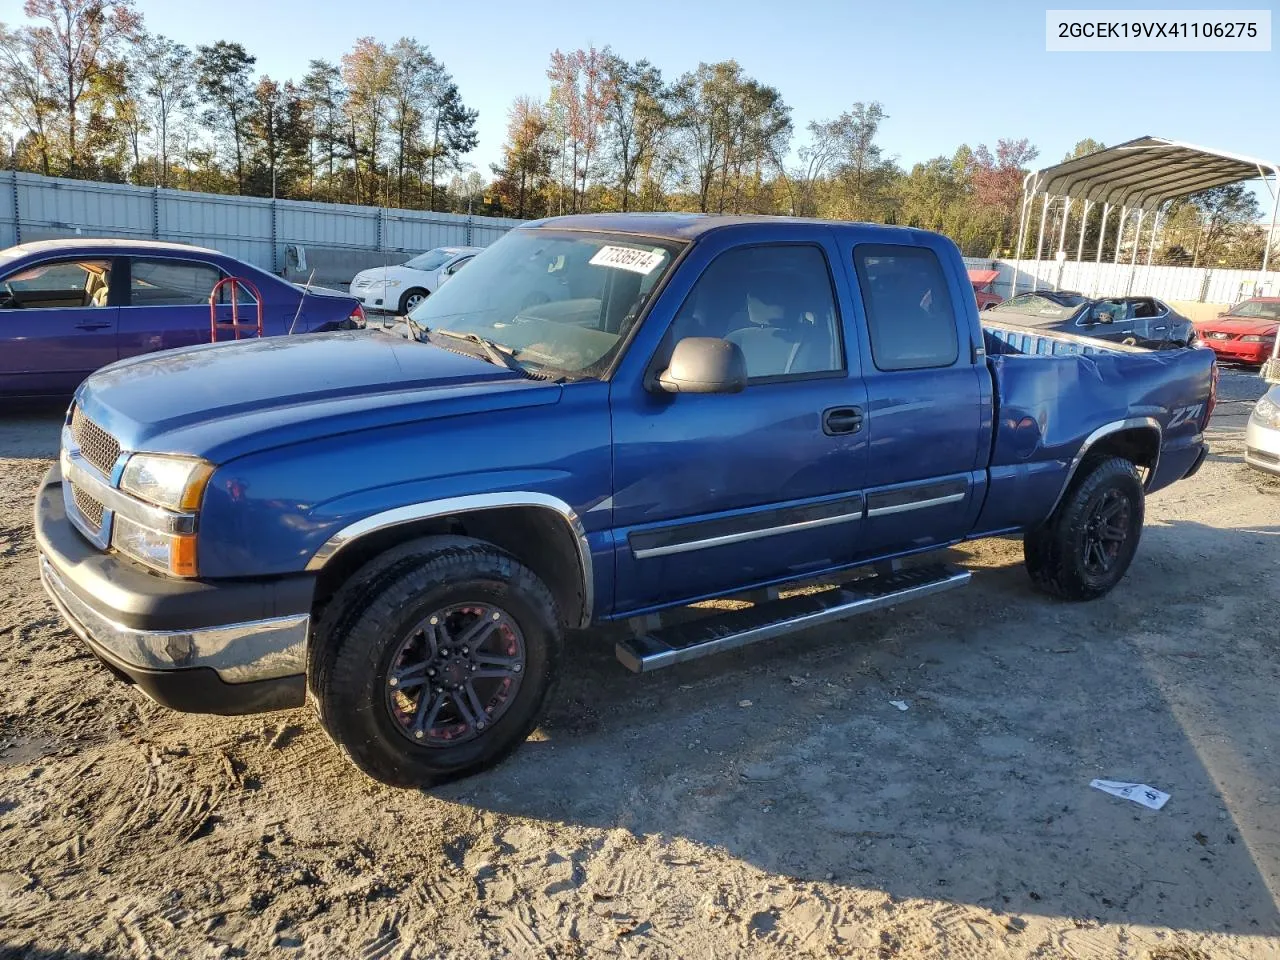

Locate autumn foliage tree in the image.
[0,2,1265,268]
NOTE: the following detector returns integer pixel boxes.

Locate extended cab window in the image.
[0,259,112,309]
[666,244,843,380]
[130,258,224,306]
[855,245,959,371]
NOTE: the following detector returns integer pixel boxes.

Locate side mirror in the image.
[654,337,747,394]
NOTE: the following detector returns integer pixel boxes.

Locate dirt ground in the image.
[2,373,1278,960]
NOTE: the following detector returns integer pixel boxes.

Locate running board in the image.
[615,563,970,673]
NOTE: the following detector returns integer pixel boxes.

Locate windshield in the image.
[989,292,1086,324]
[1226,300,1280,320]
[403,249,455,271]
[408,228,682,377]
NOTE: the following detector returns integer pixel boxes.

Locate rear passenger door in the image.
[118,257,229,358]
[843,241,990,558]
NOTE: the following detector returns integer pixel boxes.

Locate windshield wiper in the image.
[431,328,526,373]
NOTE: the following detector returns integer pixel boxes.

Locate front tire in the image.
[1023,456,1145,601]
[398,287,428,315]
[311,536,562,787]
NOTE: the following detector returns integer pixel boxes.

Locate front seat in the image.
[727,273,832,377]
[86,269,109,307]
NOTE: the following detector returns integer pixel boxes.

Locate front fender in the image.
[196,384,613,579]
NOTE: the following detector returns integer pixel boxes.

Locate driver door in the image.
[608,232,869,616]
[0,257,119,396]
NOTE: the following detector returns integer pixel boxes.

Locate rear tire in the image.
[310,535,562,787]
[1023,456,1144,601]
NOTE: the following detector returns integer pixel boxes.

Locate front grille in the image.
[71,483,105,528]
[70,406,120,476]
[1248,447,1280,466]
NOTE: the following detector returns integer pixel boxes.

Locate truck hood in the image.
[75,330,560,463]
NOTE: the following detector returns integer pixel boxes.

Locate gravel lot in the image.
[1,371,1277,960]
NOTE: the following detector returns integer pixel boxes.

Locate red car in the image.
[968,268,1003,310]
[1194,297,1280,366]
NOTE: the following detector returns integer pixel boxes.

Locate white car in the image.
[1246,386,1280,476]
[349,246,483,314]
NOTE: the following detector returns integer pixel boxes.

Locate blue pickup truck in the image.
[35,214,1216,786]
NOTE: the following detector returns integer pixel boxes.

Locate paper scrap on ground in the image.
[588,245,666,275]
[889,700,909,711]
[1091,779,1170,810]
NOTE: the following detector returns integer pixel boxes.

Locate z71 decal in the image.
[1168,403,1204,429]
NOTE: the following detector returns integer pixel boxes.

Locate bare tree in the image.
[137,33,192,187]
[194,40,256,193]
[0,22,58,174]
[21,0,141,174]
[601,54,666,211]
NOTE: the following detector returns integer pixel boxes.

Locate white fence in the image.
[0,170,523,286]
[962,255,1278,305]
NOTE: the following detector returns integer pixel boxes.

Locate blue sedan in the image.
[0,239,365,398]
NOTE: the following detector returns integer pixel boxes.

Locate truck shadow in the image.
[438,518,1280,937]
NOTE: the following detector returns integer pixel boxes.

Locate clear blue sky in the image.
[136,0,1279,179]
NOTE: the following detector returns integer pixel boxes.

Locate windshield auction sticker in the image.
[1046,9,1270,51]
[589,246,667,275]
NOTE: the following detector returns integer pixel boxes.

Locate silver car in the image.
[1246,386,1280,475]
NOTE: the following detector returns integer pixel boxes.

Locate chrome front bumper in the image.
[35,466,313,714]
[40,555,309,684]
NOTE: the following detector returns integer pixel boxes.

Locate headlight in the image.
[1253,395,1280,427]
[383,279,402,289]
[1240,335,1275,343]
[120,454,213,511]
[111,515,199,577]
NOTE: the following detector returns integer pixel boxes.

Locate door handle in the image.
[822,406,863,436]
[74,321,111,331]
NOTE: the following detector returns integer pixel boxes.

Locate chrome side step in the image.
[615,563,970,673]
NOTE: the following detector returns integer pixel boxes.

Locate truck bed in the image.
[982,318,1146,357]
[972,317,1216,536]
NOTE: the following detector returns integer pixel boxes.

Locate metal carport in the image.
[1010,135,1280,298]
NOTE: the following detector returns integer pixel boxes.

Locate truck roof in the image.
[521,212,938,245]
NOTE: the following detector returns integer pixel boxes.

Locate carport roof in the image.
[1027,135,1279,209]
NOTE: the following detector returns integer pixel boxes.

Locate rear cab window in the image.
[853,244,959,371]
